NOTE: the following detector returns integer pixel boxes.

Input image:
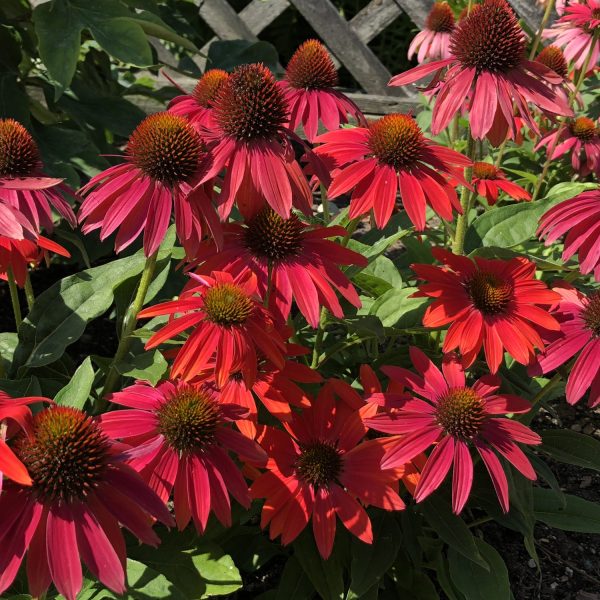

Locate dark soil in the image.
[484,401,600,600]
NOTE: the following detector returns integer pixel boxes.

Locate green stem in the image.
[532,29,599,201]
[468,515,494,529]
[342,217,360,246]
[451,131,477,255]
[7,267,22,330]
[467,0,473,14]
[529,0,555,60]
[320,184,330,224]
[100,251,158,403]
[310,308,327,369]
[24,273,35,312]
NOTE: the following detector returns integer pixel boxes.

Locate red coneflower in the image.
[168,69,229,132]
[250,390,405,559]
[364,348,540,513]
[543,0,600,71]
[0,235,70,287]
[187,206,367,327]
[0,391,48,490]
[0,119,76,234]
[195,330,321,438]
[535,45,579,106]
[535,117,600,177]
[101,380,266,532]
[280,40,365,142]
[538,188,600,279]
[78,112,221,258]
[0,406,173,600]
[389,0,573,145]
[532,284,600,407]
[471,162,531,205]
[139,270,287,386]
[413,248,560,372]
[314,113,471,230]
[197,63,313,221]
[408,2,456,63]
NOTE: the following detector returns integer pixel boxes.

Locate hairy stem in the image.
[7,267,22,330]
[529,0,555,60]
[451,132,477,255]
[24,273,36,312]
[100,250,158,403]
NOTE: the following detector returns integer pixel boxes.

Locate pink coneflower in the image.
[0,391,48,490]
[471,162,531,205]
[197,63,313,220]
[168,69,229,132]
[535,117,600,176]
[187,206,367,327]
[314,113,471,230]
[280,40,365,142]
[408,2,456,63]
[195,330,320,438]
[413,248,561,372]
[535,45,580,106]
[543,0,600,71]
[533,284,600,407]
[0,119,76,234]
[138,270,287,386]
[250,390,405,559]
[0,235,70,287]
[364,348,541,513]
[79,112,221,258]
[389,0,573,145]
[101,380,266,532]
[538,188,600,279]
[0,406,173,600]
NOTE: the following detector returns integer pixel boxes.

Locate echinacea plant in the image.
[1,0,600,598]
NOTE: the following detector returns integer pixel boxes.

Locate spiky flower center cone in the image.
[286,39,339,90]
[426,2,456,33]
[158,385,221,453]
[192,69,229,108]
[368,114,424,170]
[536,45,568,79]
[583,292,600,337]
[569,117,597,142]
[244,206,304,261]
[467,271,513,314]
[213,63,288,141]
[15,407,110,503]
[127,113,201,185]
[0,118,39,178]
[473,162,499,180]
[436,387,486,440]
[451,0,526,73]
[295,441,342,488]
[203,282,255,326]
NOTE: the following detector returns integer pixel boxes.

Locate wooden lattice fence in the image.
[149,0,549,116]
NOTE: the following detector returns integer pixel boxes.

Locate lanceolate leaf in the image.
[533,488,600,533]
[540,429,600,473]
[54,356,95,409]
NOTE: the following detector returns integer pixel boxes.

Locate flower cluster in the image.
[1,1,600,596]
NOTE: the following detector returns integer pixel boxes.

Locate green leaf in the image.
[207,40,280,72]
[125,559,188,599]
[117,348,168,386]
[133,10,198,52]
[33,0,82,92]
[54,357,95,408]
[353,255,401,298]
[0,332,18,374]
[0,377,42,397]
[275,557,315,600]
[420,495,488,569]
[370,287,429,329]
[12,254,146,371]
[293,530,344,600]
[128,529,242,599]
[525,452,565,508]
[348,511,401,598]
[540,429,600,473]
[87,17,152,66]
[448,539,510,600]
[533,488,600,533]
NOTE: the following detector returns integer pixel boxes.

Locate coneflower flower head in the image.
[409,2,456,63]
[281,40,365,141]
[0,119,76,238]
[390,0,573,145]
